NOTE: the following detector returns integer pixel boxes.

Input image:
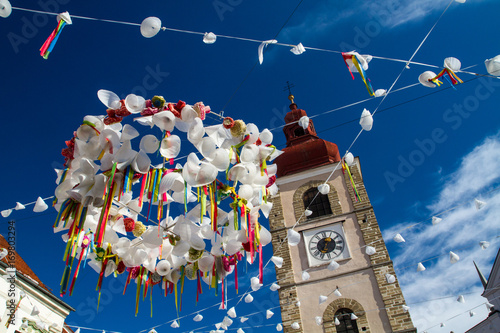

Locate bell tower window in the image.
[294,127,305,137]
[335,308,359,333]
[303,187,332,219]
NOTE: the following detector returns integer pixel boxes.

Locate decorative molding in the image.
[276,163,341,186]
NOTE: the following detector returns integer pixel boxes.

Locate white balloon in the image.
[345,152,354,166]
[156,260,171,276]
[141,17,162,38]
[444,57,461,72]
[97,89,121,109]
[287,229,301,246]
[418,71,437,88]
[203,32,217,44]
[359,108,373,131]
[485,55,500,76]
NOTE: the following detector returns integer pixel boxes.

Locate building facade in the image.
[466,250,500,332]
[0,234,74,333]
[269,97,415,332]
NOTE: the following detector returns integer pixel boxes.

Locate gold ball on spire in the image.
[288,94,295,104]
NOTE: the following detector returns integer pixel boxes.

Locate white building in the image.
[0,234,74,333]
[466,248,500,333]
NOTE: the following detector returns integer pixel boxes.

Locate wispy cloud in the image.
[383,132,500,332]
[282,0,474,43]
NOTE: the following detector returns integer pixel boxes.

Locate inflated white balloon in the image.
[385,273,396,283]
[203,32,217,44]
[359,108,373,131]
[345,152,355,166]
[244,294,254,303]
[227,307,237,318]
[259,129,273,145]
[0,0,12,18]
[153,111,176,132]
[418,71,437,88]
[327,260,339,271]
[160,135,181,159]
[196,249,213,268]
[298,116,309,130]
[240,144,259,163]
[417,262,426,272]
[140,134,160,154]
[251,277,262,291]
[271,256,283,268]
[270,283,280,291]
[97,89,121,109]
[238,184,254,201]
[140,17,162,38]
[125,94,146,113]
[259,226,272,246]
[156,260,171,276]
[288,229,301,246]
[485,55,500,76]
[393,234,405,243]
[317,184,330,195]
[450,251,460,264]
[365,246,376,255]
[444,57,461,72]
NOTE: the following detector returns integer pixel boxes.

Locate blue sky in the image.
[1,0,500,332]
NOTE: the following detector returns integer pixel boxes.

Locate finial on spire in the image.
[283,81,295,104]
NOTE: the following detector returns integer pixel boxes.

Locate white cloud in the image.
[383,133,500,332]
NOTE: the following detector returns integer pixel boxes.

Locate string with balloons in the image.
[2,2,499,97]
[0,58,495,221]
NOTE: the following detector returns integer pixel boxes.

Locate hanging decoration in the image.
[342,159,360,202]
[258,39,278,64]
[290,43,306,55]
[0,0,11,18]
[449,251,460,264]
[431,216,442,225]
[341,51,375,96]
[140,17,162,38]
[417,262,426,272]
[52,89,281,314]
[485,55,500,76]
[422,58,463,88]
[475,198,486,210]
[40,12,72,59]
[203,32,217,44]
[359,108,373,131]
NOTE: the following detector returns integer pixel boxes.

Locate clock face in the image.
[308,230,345,261]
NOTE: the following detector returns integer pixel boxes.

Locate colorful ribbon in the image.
[342,52,375,96]
[40,19,67,59]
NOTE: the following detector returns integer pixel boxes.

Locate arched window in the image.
[294,127,305,137]
[335,308,359,333]
[303,187,332,219]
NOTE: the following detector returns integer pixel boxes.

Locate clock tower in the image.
[269,96,416,332]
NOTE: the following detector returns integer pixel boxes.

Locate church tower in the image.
[269,95,416,332]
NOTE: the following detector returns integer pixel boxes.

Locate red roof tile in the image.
[0,234,51,292]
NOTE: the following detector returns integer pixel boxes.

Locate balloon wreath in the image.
[54,90,281,313]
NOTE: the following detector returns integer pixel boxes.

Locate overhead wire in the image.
[4,2,497,332]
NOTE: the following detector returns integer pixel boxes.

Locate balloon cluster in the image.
[54,90,281,311]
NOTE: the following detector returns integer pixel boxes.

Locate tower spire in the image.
[474,261,488,289]
[283,81,295,105]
